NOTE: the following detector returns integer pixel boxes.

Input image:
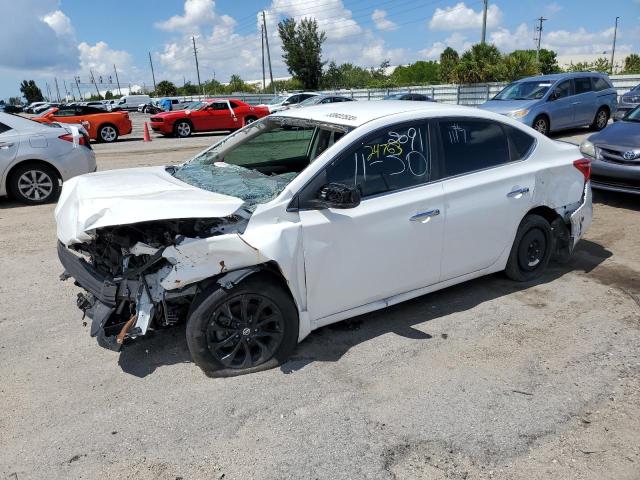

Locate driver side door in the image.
[296,120,445,322]
[198,102,234,131]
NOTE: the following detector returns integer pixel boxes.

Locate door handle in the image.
[410,209,440,222]
[0,142,14,149]
[507,187,530,198]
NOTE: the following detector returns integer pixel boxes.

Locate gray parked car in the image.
[613,83,640,121]
[479,72,618,135]
[580,105,640,195]
[0,113,96,204]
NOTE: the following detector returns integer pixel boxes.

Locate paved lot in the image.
[1,114,639,479]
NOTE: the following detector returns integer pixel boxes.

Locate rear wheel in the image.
[8,162,61,205]
[186,277,299,377]
[244,116,258,126]
[98,124,118,143]
[174,120,192,138]
[505,214,553,282]
[532,115,549,136]
[590,107,609,131]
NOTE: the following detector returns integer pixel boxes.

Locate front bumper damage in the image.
[58,242,188,351]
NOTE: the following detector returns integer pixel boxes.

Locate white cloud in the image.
[419,32,473,59]
[545,2,563,15]
[489,23,534,51]
[155,0,217,32]
[429,2,502,31]
[42,10,74,37]
[78,41,135,79]
[372,9,397,32]
[0,0,78,70]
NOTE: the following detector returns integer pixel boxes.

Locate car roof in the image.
[272,100,489,128]
[515,72,609,83]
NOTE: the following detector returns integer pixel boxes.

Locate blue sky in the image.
[0,0,638,100]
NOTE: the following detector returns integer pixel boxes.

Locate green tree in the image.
[391,60,440,85]
[590,57,611,73]
[454,43,503,83]
[226,74,255,93]
[104,90,114,99]
[565,61,592,72]
[203,78,224,95]
[536,49,561,74]
[9,96,22,105]
[155,80,178,96]
[177,82,200,96]
[278,17,326,89]
[439,47,459,83]
[19,80,44,103]
[623,53,640,74]
[499,51,539,81]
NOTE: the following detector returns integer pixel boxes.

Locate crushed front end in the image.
[58,217,247,350]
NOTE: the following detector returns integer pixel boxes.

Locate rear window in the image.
[592,77,612,91]
[438,119,510,177]
[504,125,536,160]
[574,78,592,94]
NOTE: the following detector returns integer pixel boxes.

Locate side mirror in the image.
[311,183,361,209]
[548,91,558,101]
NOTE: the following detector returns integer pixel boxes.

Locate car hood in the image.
[589,121,640,150]
[55,166,244,246]
[478,99,538,114]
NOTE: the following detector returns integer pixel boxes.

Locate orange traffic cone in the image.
[143,122,152,142]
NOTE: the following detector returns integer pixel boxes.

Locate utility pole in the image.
[89,69,101,98]
[113,64,122,96]
[45,82,52,102]
[481,0,488,44]
[535,16,547,64]
[148,52,157,92]
[74,76,82,100]
[610,16,619,74]
[192,36,203,95]
[261,23,266,91]
[54,77,61,103]
[262,11,275,94]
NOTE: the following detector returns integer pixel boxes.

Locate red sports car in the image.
[149,99,269,137]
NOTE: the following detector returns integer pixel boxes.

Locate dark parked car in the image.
[580,105,640,194]
[0,104,23,113]
[383,92,434,101]
[614,83,640,121]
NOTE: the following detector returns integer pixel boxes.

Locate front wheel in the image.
[532,115,549,136]
[186,277,299,377]
[591,107,609,131]
[174,120,192,138]
[505,214,554,282]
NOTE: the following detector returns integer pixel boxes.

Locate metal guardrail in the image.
[162,74,639,107]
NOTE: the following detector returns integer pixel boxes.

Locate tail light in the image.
[59,133,88,147]
[573,158,591,181]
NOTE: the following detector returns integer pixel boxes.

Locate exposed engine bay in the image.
[60,215,249,350]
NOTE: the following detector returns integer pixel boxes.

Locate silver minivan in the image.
[479,72,618,135]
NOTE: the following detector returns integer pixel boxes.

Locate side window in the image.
[575,77,592,94]
[592,77,610,91]
[320,98,332,104]
[438,119,510,177]
[211,102,228,111]
[0,122,12,135]
[324,123,431,197]
[54,108,76,117]
[554,80,573,99]
[299,94,314,102]
[503,125,536,161]
[286,95,300,105]
[229,101,240,109]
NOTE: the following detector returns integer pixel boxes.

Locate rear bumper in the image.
[570,182,593,247]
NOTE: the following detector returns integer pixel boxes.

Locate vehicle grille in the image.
[592,176,640,191]
[622,95,640,104]
[598,147,640,166]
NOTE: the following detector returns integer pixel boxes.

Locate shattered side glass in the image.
[174,162,297,211]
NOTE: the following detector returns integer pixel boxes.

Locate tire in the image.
[98,124,119,143]
[244,116,258,126]
[186,276,299,377]
[174,120,192,138]
[532,115,550,136]
[505,214,554,282]
[8,162,61,205]
[590,107,609,131]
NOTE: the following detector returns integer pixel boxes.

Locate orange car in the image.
[33,105,132,143]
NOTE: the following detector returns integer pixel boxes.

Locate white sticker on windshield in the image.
[539,83,552,87]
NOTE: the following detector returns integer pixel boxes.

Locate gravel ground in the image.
[1,114,638,479]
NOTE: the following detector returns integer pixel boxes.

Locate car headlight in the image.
[507,109,529,118]
[580,140,597,159]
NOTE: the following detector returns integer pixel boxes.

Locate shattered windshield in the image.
[172,117,350,211]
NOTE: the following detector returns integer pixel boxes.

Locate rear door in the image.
[436,118,537,280]
[572,76,596,126]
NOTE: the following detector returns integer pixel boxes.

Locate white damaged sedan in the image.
[55,101,592,377]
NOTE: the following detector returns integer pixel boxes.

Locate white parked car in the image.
[260,92,320,113]
[55,102,592,376]
[0,113,96,204]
